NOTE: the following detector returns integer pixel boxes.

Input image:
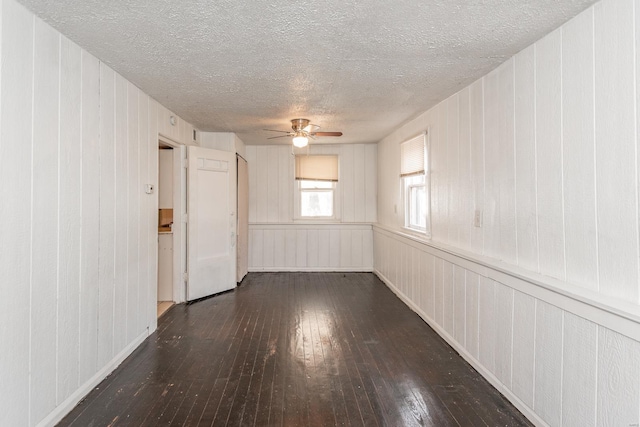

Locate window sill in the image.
[401,226,431,240]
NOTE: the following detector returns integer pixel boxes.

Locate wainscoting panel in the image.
[249,224,373,272]
[373,225,640,427]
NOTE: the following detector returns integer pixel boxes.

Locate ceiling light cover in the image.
[293,134,308,148]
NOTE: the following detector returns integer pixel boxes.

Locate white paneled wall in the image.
[0,1,196,425]
[374,227,640,426]
[249,224,373,271]
[376,0,640,424]
[378,0,640,305]
[245,144,376,271]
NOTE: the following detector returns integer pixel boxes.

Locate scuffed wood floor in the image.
[58,272,532,426]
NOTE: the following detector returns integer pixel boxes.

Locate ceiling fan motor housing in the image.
[291,118,310,132]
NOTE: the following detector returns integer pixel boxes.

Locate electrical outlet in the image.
[474,210,482,227]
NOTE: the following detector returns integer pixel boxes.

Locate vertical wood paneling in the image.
[514,45,539,272]
[267,147,279,222]
[458,88,471,249]
[0,3,204,424]
[597,327,640,425]
[453,265,466,344]
[30,17,58,424]
[434,258,444,326]
[113,73,129,354]
[340,229,352,267]
[483,70,500,259]
[341,144,355,222]
[594,0,638,301]
[126,83,139,343]
[562,8,598,290]
[364,144,377,222]
[274,230,285,267]
[409,247,418,302]
[251,229,264,268]
[534,301,563,426]
[468,80,484,253]
[351,229,363,268]
[442,261,454,334]
[255,146,268,222]
[0,3,33,424]
[329,229,340,267]
[147,98,159,334]
[318,230,330,267]
[79,50,101,384]
[417,248,425,310]
[497,59,517,263]
[58,36,82,402]
[296,230,307,267]
[536,29,566,280]
[278,145,292,222]
[494,282,513,388]
[447,96,460,246]
[307,229,319,268]
[137,92,149,335]
[562,313,597,427]
[362,230,373,272]
[464,271,479,359]
[262,229,275,267]
[353,144,366,221]
[97,63,116,367]
[246,146,257,223]
[424,252,436,320]
[432,104,448,242]
[478,277,496,373]
[374,1,640,425]
[285,229,296,268]
[512,291,536,408]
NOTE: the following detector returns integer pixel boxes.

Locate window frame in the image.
[296,179,338,220]
[292,154,341,222]
[401,131,431,237]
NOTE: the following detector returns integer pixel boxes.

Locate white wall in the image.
[0,1,198,425]
[200,131,246,158]
[246,144,377,271]
[376,0,640,425]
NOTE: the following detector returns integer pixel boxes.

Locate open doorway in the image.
[157,143,174,317]
[157,137,188,317]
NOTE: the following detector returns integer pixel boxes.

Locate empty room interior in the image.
[2,0,640,425]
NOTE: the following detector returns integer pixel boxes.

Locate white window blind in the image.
[400,133,426,177]
[295,155,339,182]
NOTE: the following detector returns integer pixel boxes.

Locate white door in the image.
[236,156,249,283]
[187,146,236,301]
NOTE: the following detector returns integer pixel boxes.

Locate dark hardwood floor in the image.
[58,272,532,426]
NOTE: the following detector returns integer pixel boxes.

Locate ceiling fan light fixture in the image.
[292,134,309,148]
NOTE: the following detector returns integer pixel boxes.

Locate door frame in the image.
[158,135,188,303]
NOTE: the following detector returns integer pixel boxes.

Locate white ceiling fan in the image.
[264,118,343,147]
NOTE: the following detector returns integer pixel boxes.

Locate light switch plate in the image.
[474,210,482,227]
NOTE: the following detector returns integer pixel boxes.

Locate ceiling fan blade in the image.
[310,131,343,137]
[263,129,291,133]
[303,124,321,133]
[267,135,292,139]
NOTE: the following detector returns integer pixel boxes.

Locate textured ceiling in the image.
[18,0,597,145]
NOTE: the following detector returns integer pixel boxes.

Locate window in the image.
[401,132,429,234]
[295,155,339,219]
[299,180,335,217]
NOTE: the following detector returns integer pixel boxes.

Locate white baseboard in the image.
[374,269,548,427]
[37,330,149,427]
[248,267,373,272]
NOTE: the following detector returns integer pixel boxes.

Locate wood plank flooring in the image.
[58,272,532,426]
